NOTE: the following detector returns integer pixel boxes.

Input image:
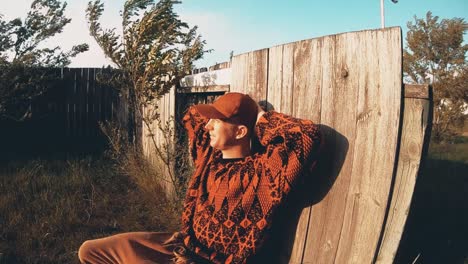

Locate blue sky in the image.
[2,0,467,67]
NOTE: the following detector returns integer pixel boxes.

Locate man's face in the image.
[204,118,240,150]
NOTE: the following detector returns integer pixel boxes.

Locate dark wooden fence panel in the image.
[0,67,122,158]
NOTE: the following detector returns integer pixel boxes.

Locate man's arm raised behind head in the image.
[254,111,322,199]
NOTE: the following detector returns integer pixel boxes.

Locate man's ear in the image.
[236,125,248,140]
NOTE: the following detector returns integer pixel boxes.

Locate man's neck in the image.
[221,144,251,159]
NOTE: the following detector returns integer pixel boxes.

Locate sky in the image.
[1,0,467,68]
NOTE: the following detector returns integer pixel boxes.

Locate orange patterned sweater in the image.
[181,108,321,264]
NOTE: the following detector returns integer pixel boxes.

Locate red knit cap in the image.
[194,92,258,130]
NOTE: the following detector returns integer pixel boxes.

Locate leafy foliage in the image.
[0,0,88,67]
[86,0,207,198]
[403,11,467,142]
[86,0,206,105]
[0,0,89,120]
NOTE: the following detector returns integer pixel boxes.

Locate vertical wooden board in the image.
[248,49,268,101]
[231,49,268,102]
[267,43,294,114]
[375,96,430,264]
[102,71,109,122]
[288,37,325,264]
[78,68,85,137]
[334,27,402,264]
[300,35,359,264]
[85,68,90,137]
[165,87,177,196]
[292,39,322,121]
[72,69,79,137]
[58,68,66,138]
[90,68,97,137]
[142,103,148,161]
[63,68,71,137]
[80,68,87,137]
[266,45,283,112]
[95,68,101,124]
[230,53,246,93]
[141,86,178,197]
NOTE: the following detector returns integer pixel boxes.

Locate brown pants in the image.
[78,232,194,264]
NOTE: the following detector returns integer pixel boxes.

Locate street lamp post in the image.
[381,0,385,28]
[381,0,398,29]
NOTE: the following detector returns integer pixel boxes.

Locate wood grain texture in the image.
[375,93,431,264]
[141,86,177,197]
[208,61,231,71]
[300,33,361,264]
[231,49,268,102]
[267,43,294,113]
[333,27,402,264]
[288,37,326,264]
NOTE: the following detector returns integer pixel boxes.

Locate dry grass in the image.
[0,156,181,264]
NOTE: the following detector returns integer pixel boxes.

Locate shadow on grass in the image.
[395,158,468,264]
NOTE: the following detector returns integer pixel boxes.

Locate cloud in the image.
[1,0,31,19]
[1,0,119,67]
[178,10,287,68]
[178,11,236,67]
[52,1,120,67]
[1,1,276,68]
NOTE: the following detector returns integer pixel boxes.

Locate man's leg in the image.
[78,232,176,264]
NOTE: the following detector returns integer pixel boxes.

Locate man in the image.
[78,92,322,263]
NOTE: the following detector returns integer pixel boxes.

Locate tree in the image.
[403,11,467,142]
[0,0,89,120]
[86,0,207,197]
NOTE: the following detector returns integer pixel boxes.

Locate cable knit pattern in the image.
[181,108,321,264]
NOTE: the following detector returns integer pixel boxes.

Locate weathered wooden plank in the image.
[267,43,294,113]
[72,68,79,137]
[249,49,268,102]
[78,68,86,137]
[300,34,360,264]
[141,85,177,198]
[90,68,97,137]
[287,37,326,264]
[333,27,402,264]
[85,68,90,137]
[208,61,231,71]
[375,89,431,264]
[231,49,268,102]
[230,52,247,95]
[63,68,72,137]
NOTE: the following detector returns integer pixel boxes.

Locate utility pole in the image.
[381,0,385,28]
[381,0,398,29]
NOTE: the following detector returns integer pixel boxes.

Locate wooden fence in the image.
[0,68,124,157]
[146,26,432,263]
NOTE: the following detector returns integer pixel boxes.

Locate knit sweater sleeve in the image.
[181,106,212,234]
[182,106,211,166]
[255,111,322,196]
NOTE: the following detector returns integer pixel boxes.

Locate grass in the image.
[395,139,468,264]
[0,156,181,264]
